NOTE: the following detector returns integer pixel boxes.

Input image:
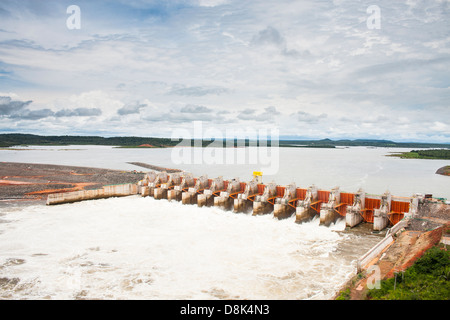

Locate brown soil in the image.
[0,162,145,202]
[341,226,445,300]
[335,201,450,300]
[436,166,450,176]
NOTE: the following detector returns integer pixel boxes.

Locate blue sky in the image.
[0,0,449,142]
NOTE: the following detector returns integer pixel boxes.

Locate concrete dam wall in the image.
[47,171,426,232]
[46,183,138,205]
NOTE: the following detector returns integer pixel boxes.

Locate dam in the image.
[47,171,422,232]
[40,169,449,298]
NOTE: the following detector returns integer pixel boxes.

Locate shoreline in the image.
[1,161,449,300]
[0,162,146,202]
[334,201,450,300]
[436,166,450,176]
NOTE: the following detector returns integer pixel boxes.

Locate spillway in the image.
[0,196,382,300]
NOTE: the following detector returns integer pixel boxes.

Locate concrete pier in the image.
[168,186,182,201]
[45,168,424,233]
[346,189,365,228]
[154,186,167,200]
[141,186,150,197]
[373,191,391,231]
[273,183,297,220]
[233,180,259,213]
[406,194,423,218]
[295,185,318,224]
[159,175,415,231]
[214,178,241,210]
[168,173,194,202]
[50,171,419,231]
[154,172,182,200]
[182,175,208,205]
[148,172,168,198]
[198,176,224,207]
[253,182,277,215]
[181,189,196,205]
[320,187,341,226]
[139,171,157,197]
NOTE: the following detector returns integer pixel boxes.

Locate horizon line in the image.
[1,132,449,145]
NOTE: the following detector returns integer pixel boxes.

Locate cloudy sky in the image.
[0,0,449,142]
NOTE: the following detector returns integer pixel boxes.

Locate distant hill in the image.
[278,138,450,148]
[0,133,179,148]
[0,133,449,149]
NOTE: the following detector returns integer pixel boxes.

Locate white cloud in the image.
[197,0,229,7]
[0,0,448,142]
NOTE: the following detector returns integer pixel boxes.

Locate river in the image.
[0,145,448,299]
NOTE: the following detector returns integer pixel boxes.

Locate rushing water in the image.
[0,196,382,300]
[0,145,448,299]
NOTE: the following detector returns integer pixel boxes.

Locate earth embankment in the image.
[0,162,145,202]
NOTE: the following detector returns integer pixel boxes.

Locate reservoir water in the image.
[1,145,449,199]
[0,145,448,299]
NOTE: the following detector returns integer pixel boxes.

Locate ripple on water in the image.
[0,196,382,299]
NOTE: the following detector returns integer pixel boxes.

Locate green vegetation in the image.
[0,133,180,148]
[1,133,450,149]
[0,134,268,148]
[279,139,450,149]
[278,143,336,148]
[335,271,365,300]
[388,149,450,160]
[335,288,351,300]
[367,246,450,300]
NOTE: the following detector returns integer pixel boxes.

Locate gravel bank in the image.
[0,162,146,201]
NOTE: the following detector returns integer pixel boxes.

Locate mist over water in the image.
[0,196,382,300]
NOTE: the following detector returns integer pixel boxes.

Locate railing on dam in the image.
[46,183,138,205]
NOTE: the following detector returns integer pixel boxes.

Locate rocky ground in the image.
[415,201,450,223]
[0,162,146,202]
[436,166,450,176]
[335,200,450,300]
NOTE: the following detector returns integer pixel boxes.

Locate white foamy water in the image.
[0,196,381,300]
